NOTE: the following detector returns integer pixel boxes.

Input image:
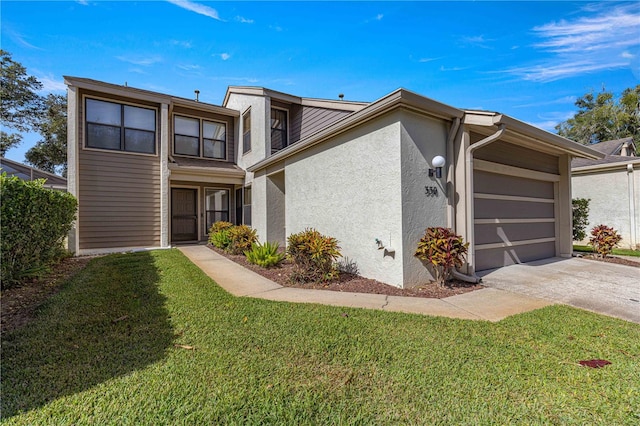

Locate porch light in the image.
[429,155,446,178]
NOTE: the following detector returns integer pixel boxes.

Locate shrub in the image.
[414,227,469,287]
[572,198,590,241]
[336,256,359,275]
[244,241,286,268]
[588,224,622,258]
[226,224,258,255]
[208,221,235,250]
[1,174,77,288]
[287,228,341,283]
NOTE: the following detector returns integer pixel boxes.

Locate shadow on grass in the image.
[1,252,174,418]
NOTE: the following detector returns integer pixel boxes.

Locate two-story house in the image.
[66,77,602,287]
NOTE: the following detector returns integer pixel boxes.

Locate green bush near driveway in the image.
[0,173,77,288]
[1,249,639,425]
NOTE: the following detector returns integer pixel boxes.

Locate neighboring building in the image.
[572,137,640,250]
[0,157,67,191]
[65,76,602,287]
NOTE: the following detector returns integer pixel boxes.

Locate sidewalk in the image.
[178,245,553,322]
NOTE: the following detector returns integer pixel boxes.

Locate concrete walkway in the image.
[178,245,552,322]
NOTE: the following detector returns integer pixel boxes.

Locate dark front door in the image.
[171,188,198,242]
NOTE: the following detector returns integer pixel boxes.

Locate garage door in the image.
[474,166,558,271]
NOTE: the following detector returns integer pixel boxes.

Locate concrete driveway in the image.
[478,257,640,323]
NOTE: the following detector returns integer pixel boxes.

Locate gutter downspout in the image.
[628,163,637,249]
[460,123,507,281]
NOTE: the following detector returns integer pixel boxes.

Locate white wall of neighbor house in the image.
[572,165,640,249]
[283,111,406,287]
[399,110,450,286]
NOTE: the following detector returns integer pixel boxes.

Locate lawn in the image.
[573,244,640,257]
[2,249,639,425]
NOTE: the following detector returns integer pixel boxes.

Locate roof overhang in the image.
[464,110,604,160]
[248,88,463,172]
[223,86,368,112]
[572,157,640,174]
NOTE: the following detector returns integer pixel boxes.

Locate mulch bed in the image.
[575,253,640,268]
[207,245,484,299]
[1,256,93,335]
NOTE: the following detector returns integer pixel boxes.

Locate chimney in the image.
[194,90,200,102]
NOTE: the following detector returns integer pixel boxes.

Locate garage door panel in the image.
[475,198,555,220]
[475,242,557,271]
[475,171,554,198]
[475,222,556,245]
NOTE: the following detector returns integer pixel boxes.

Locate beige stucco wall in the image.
[572,164,640,249]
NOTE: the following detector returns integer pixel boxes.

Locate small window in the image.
[86,98,156,154]
[205,189,229,232]
[242,109,251,153]
[243,186,252,226]
[174,115,226,160]
[271,108,288,153]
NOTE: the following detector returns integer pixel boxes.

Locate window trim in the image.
[270,106,289,154]
[204,187,231,234]
[242,107,251,155]
[82,95,158,157]
[173,113,228,161]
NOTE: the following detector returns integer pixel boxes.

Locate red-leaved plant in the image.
[414,227,469,287]
[588,224,622,258]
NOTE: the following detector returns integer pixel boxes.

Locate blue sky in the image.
[2,1,639,167]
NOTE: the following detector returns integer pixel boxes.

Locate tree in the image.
[25,94,68,175]
[572,198,590,242]
[556,85,640,150]
[1,49,44,154]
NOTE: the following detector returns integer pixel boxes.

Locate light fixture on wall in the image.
[428,155,446,178]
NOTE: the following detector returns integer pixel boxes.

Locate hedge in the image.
[1,173,77,288]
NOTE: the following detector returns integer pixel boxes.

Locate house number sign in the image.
[425,186,438,197]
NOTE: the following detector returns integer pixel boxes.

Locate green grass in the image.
[573,245,640,257]
[2,249,639,425]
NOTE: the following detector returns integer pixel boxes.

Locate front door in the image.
[171,188,198,242]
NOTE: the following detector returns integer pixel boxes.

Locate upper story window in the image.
[271,108,288,154]
[174,115,226,160]
[85,98,156,154]
[242,109,251,154]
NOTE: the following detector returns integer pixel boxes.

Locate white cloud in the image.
[5,28,41,50]
[76,0,89,5]
[513,96,577,109]
[166,0,223,21]
[177,64,201,71]
[440,65,466,72]
[220,53,231,61]
[170,40,192,48]
[37,75,66,92]
[116,55,163,66]
[376,14,384,21]
[418,57,442,63]
[236,16,254,24]
[270,25,283,32]
[507,3,640,82]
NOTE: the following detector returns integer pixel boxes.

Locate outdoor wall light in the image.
[429,155,446,178]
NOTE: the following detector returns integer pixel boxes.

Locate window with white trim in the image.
[270,108,288,153]
[85,98,156,154]
[242,109,251,153]
[174,115,226,159]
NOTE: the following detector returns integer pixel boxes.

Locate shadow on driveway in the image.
[478,257,640,324]
[1,252,175,418]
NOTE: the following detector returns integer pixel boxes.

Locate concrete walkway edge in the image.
[178,245,553,322]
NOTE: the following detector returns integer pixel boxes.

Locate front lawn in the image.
[574,244,640,257]
[2,249,639,425]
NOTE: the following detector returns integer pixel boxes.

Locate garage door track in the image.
[478,257,640,323]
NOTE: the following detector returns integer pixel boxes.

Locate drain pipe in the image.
[460,123,507,281]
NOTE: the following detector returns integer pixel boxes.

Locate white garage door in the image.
[473,165,558,271]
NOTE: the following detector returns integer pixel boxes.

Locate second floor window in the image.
[174,115,226,159]
[271,108,288,153]
[242,109,251,153]
[86,98,156,154]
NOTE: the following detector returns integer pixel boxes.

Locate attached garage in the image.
[457,115,602,276]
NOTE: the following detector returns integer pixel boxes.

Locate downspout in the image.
[445,118,482,284]
[628,163,637,249]
[457,123,507,282]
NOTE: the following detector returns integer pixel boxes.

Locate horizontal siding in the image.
[290,105,351,144]
[79,147,161,249]
[472,137,559,174]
